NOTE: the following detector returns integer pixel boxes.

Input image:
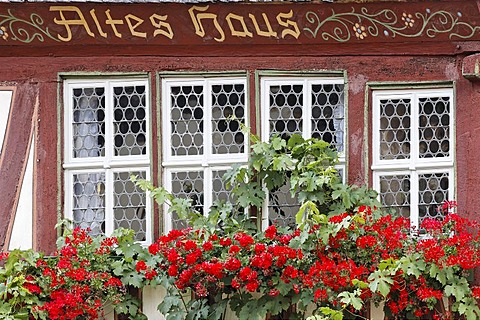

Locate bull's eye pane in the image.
[379,174,411,218]
[112,85,147,157]
[72,87,106,158]
[73,172,106,236]
[418,97,450,158]
[113,171,147,242]
[311,83,345,152]
[211,84,246,154]
[379,98,411,160]
[170,85,204,156]
[418,172,449,222]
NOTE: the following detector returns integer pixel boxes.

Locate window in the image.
[372,88,454,229]
[162,77,248,231]
[261,77,346,227]
[63,79,151,243]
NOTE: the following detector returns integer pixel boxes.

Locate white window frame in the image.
[260,77,347,229]
[162,77,248,232]
[63,78,152,244]
[371,88,455,229]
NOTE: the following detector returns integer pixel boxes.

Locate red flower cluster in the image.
[140,204,480,319]
[30,228,127,320]
[417,214,480,270]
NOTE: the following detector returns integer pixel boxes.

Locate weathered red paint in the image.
[1,1,480,56]
[0,0,479,284]
[0,54,476,253]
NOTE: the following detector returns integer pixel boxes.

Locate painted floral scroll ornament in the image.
[353,23,367,39]
[0,9,59,43]
[304,7,480,42]
[0,26,8,41]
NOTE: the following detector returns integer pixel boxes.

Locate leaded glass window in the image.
[261,77,346,228]
[64,79,151,243]
[372,88,454,229]
[162,78,247,231]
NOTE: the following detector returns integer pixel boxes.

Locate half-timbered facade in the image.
[1,1,480,314]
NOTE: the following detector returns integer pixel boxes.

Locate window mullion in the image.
[203,80,213,222]
[204,81,212,165]
[448,167,455,203]
[163,169,173,232]
[65,84,73,163]
[304,80,312,139]
[261,80,270,142]
[104,168,114,236]
[104,81,114,167]
[409,170,419,229]
[203,168,212,216]
[64,172,73,227]
[411,93,419,168]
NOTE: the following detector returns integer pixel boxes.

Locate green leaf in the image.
[276,281,292,296]
[158,295,184,315]
[445,277,469,301]
[338,291,363,311]
[458,302,467,316]
[351,279,368,289]
[166,310,187,320]
[296,201,319,226]
[399,254,425,277]
[262,295,291,316]
[368,271,394,297]
[209,298,228,320]
[271,136,286,150]
[287,134,304,149]
[239,300,264,319]
[319,307,343,320]
[0,301,12,314]
[121,271,144,288]
[272,154,294,171]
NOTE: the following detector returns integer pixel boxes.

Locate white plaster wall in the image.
[142,286,167,319]
[8,135,34,250]
[0,90,12,153]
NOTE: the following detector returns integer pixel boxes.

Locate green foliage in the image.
[2,135,479,320]
[0,249,40,318]
[225,135,379,223]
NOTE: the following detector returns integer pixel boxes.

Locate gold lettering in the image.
[125,14,147,38]
[188,5,225,42]
[226,13,252,38]
[90,9,107,38]
[249,13,277,38]
[276,10,300,39]
[50,6,95,42]
[149,14,174,39]
[105,9,124,38]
